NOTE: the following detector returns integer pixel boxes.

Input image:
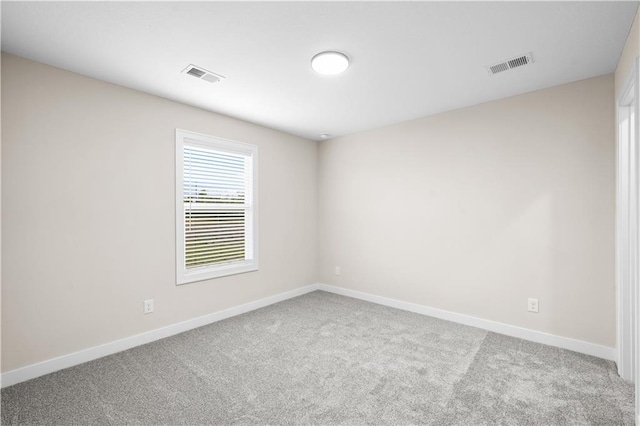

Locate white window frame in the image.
[175,129,258,285]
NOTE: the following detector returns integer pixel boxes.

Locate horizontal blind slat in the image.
[187,250,245,260]
[186,251,246,265]
[183,163,245,176]
[184,204,249,209]
[186,245,245,256]
[184,146,245,162]
[186,230,245,237]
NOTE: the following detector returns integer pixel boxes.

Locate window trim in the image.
[175,129,259,285]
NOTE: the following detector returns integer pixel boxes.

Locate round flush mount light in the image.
[311,51,350,75]
[320,133,331,139]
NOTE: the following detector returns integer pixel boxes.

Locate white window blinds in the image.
[176,129,258,284]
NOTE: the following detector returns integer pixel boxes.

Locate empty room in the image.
[2,1,640,424]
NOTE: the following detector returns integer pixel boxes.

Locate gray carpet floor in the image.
[1,291,634,425]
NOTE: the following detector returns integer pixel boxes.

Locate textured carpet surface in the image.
[1,291,634,425]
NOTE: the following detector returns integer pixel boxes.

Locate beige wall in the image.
[616,9,640,99]
[318,75,616,347]
[0,49,620,371]
[1,53,318,372]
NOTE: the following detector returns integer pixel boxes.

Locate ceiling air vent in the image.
[182,64,225,84]
[486,53,534,76]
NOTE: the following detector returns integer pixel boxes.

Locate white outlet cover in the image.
[144,299,154,314]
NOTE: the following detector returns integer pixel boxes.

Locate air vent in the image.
[486,53,534,75]
[182,64,225,84]
[186,67,206,78]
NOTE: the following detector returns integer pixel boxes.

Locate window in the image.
[176,129,258,284]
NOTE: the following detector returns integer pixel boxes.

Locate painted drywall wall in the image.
[615,8,640,99]
[1,53,318,371]
[318,75,615,347]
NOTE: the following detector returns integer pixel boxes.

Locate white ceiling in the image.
[2,1,638,141]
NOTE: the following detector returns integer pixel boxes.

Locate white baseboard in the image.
[1,283,320,388]
[318,283,616,361]
[2,282,616,388]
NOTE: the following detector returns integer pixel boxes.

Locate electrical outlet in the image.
[528,298,539,313]
[143,299,154,314]
[335,266,341,276]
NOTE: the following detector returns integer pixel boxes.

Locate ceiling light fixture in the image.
[320,133,331,139]
[311,51,349,75]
